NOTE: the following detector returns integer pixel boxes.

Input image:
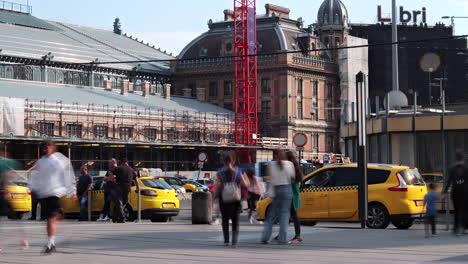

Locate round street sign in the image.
[293,133,308,147]
[197,152,208,162]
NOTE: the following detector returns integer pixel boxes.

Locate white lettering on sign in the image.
[377,5,427,24]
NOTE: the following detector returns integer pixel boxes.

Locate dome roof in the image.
[317,0,349,27]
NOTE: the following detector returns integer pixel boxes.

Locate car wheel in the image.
[302,221,317,226]
[151,216,169,222]
[392,218,414,229]
[366,204,390,229]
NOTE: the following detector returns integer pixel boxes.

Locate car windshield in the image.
[142,179,172,190]
[399,169,425,186]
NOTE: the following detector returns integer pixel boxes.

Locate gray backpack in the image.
[221,169,241,203]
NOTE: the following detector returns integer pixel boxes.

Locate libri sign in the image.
[377,5,427,24]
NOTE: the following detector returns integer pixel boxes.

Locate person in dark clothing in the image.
[113,158,139,223]
[214,153,249,248]
[77,165,93,221]
[443,150,468,235]
[98,159,118,222]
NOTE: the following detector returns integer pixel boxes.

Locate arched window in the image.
[0,65,5,78]
[110,76,117,89]
[81,73,89,86]
[64,71,73,84]
[94,74,103,88]
[56,70,64,84]
[73,72,80,85]
[24,66,33,81]
[48,69,57,83]
[32,66,41,81]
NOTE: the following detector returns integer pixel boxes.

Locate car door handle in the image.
[318,194,328,197]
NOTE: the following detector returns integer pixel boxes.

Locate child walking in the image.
[424,183,439,238]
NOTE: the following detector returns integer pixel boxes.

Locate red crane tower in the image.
[233,0,258,163]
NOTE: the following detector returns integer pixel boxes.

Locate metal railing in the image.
[292,54,337,69]
[0,1,32,14]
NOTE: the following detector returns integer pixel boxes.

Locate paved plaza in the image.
[1,209,468,264]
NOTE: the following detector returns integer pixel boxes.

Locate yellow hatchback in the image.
[5,182,31,219]
[62,176,180,222]
[257,163,427,229]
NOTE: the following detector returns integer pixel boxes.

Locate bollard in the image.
[192,191,212,224]
[137,188,141,223]
[87,190,92,221]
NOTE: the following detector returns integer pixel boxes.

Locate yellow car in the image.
[257,163,427,229]
[62,176,180,222]
[160,177,199,192]
[5,182,31,219]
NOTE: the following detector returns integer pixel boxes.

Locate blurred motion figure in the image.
[30,140,76,254]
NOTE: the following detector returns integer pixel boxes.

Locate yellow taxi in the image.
[62,176,180,222]
[257,163,427,229]
[160,177,200,192]
[5,182,31,219]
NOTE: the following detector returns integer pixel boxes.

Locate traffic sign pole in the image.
[293,133,308,162]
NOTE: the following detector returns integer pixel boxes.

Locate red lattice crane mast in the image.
[233,0,258,163]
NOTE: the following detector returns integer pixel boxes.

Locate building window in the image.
[296,78,303,96]
[189,83,196,98]
[327,102,333,121]
[326,82,333,98]
[326,135,334,153]
[93,125,108,138]
[166,128,178,141]
[37,121,54,136]
[261,78,271,94]
[261,101,271,120]
[119,127,133,140]
[144,128,158,141]
[313,133,319,152]
[224,80,233,96]
[66,124,82,138]
[188,129,201,142]
[313,80,318,97]
[209,81,218,97]
[224,103,233,111]
[297,101,303,120]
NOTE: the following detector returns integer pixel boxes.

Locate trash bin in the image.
[192,191,212,224]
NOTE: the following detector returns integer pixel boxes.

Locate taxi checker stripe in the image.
[302,185,358,192]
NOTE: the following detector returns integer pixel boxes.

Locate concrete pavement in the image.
[1,213,468,264]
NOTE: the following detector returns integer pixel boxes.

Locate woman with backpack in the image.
[261,149,295,245]
[214,153,249,248]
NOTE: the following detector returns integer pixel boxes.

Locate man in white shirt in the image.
[30,140,76,254]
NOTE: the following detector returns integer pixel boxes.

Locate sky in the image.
[25,0,468,55]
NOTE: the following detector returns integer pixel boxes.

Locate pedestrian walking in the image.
[113,158,139,223]
[261,149,295,245]
[286,151,303,242]
[245,168,265,224]
[0,147,29,251]
[97,159,118,222]
[77,165,92,221]
[30,140,76,254]
[443,150,468,235]
[424,183,439,238]
[214,153,249,248]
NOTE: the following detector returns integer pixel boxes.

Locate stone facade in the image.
[173,4,342,161]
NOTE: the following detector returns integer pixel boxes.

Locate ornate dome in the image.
[317,0,349,27]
